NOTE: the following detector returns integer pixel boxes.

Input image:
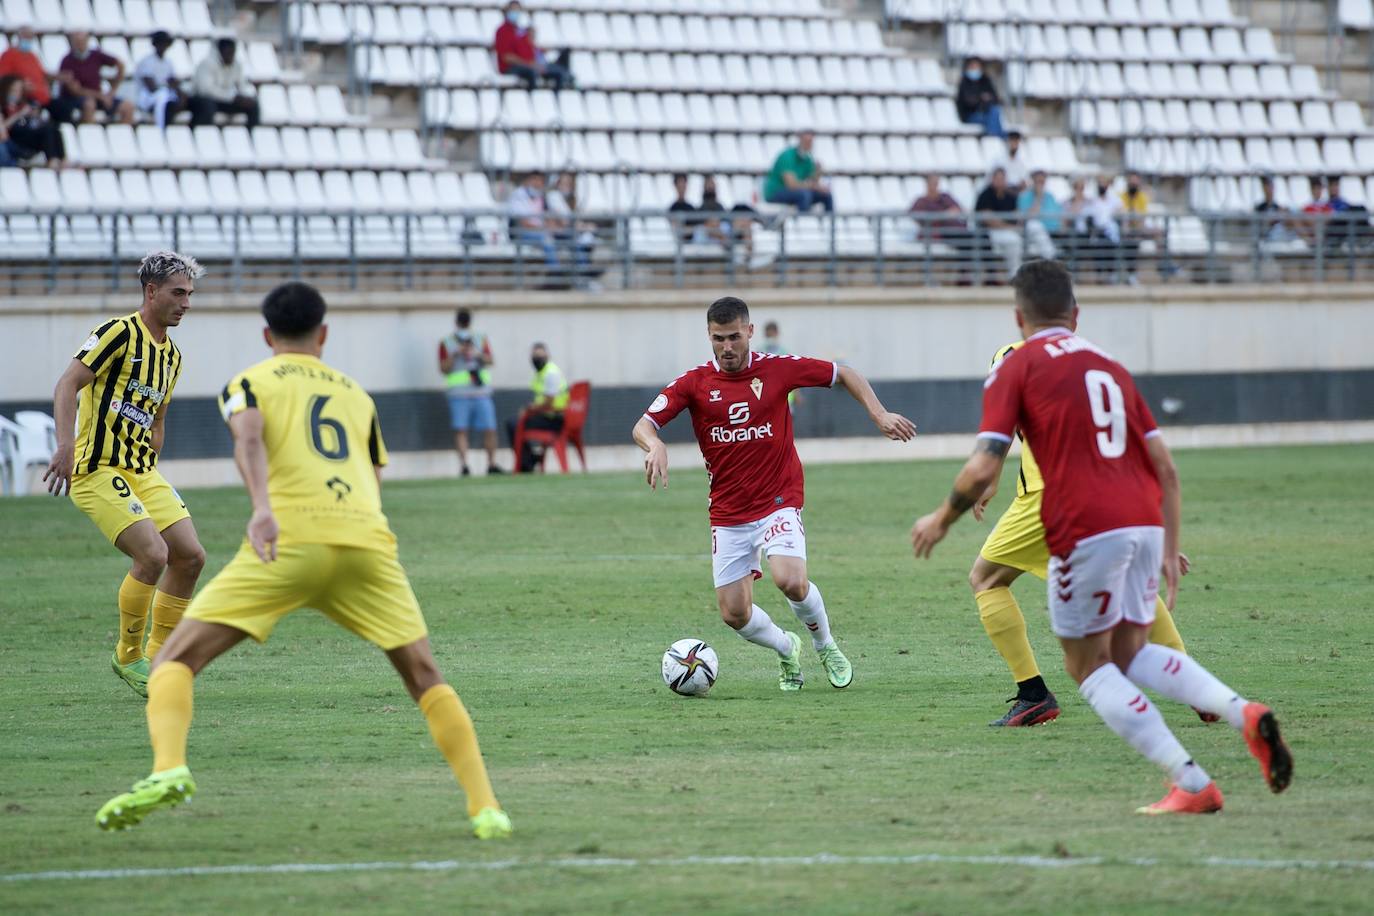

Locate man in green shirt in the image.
[763,131,833,212]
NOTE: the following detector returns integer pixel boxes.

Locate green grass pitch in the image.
[1,444,1371,913]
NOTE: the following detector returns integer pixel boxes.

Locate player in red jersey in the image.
[911,261,1292,814]
[633,296,916,691]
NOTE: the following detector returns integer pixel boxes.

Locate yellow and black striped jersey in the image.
[73,311,183,477]
[991,342,1044,496]
[219,353,395,550]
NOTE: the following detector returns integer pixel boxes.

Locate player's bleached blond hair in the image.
[137,250,205,288]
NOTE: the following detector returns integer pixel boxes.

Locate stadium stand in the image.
[1,0,1371,289]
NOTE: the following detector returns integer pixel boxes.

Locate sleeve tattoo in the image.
[975,436,1011,457]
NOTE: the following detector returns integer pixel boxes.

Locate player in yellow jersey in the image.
[44,251,209,697]
[969,340,1212,726]
[95,282,512,840]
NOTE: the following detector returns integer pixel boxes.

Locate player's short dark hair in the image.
[1011,260,1075,324]
[456,307,472,328]
[707,296,750,326]
[261,281,326,339]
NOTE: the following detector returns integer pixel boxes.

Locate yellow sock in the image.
[117,574,156,664]
[419,684,499,817]
[1148,596,1188,653]
[976,587,1040,683]
[144,592,191,662]
[147,662,195,773]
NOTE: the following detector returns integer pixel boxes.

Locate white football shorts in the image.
[1047,525,1163,639]
[711,507,808,589]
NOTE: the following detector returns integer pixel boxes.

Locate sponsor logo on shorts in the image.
[128,500,144,516]
[109,400,155,430]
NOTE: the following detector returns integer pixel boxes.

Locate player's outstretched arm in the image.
[1146,433,1182,610]
[42,359,95,497]
[911,436,1009,558]
[632,416,669,490]
[228,409,279,563]
[834,365,916,441]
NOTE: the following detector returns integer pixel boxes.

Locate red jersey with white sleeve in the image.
[979,328,1163,556]
[643,351,838,526]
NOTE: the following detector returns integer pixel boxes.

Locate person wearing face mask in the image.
[0,74,66,168]
[956,56,1005,138]
[51,31,136,125]
[507,343,570,473]
[493,1,573,91]
[0,27,52,108]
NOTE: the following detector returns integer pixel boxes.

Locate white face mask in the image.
[965,69,981,80]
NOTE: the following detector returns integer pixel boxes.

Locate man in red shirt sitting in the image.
[493,1,573,90]
[50,31,135,125]
[0,26,51,107]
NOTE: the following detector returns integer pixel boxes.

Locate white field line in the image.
[5,852,1374,883]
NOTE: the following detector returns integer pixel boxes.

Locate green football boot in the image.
[816,642,853,688]
[778,631,804,691]
[111,650,150,698]
[96,766,196,831]
[471,806,513,840]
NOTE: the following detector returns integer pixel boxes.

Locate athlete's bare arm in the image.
[632,416,668,490]
[1146,433,1182,610]
[42,358,96,496]
[835,365,916,441]
[911,436,1010,557]
[228,408,278,563]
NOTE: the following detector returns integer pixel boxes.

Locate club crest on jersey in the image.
[709,389,721,402]
[750,377,763,400]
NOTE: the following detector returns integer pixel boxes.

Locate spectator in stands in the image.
[0,74,65,168]
[509,171,560,270]
[761,321,786,355]
[0,27,51,109]
[439,308,502,477]
[668,173,698,242]
[132,31,184,129]
[1060,176,1099,268]
[494,1,573,91]
[1119,171,1176,280]
[698,175,757,262]
[764,130,833,212]
[975,167,1022,281]
[956,56,1005,138]
[546,172,597,288]
[987,129,1027,192]
[1254,174,1296,243]
[910,173,978,280]
[1297,175,1331,245]
[190,38,259,128]
[1326,175,1352,213]
[1016,169,1059,260]
[1087,174,1140,283]
[508,342,569,473]
[50,31,135,125]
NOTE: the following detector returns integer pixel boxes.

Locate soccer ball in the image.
[661,638,718,697]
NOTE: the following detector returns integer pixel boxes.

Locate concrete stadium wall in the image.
[3,284,1373,465]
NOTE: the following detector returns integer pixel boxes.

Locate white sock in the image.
[787,581,832,649]
[735,605,793,657]
[1079,663,1211,792]
[1127,644,1248,730]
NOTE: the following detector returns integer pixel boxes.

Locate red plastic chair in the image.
[514,380,589,473]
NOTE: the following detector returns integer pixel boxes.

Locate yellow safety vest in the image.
[444,333,492,389]
[531,362,570,411]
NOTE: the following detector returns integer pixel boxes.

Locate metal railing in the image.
[0,209,1369,296]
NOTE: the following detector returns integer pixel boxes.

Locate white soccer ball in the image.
[661,638,719,697]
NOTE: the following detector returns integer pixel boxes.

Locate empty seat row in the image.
[294,4,872,54]
[891,0,1241,27]
[1072,98,1370,138]
[477,128,1084,176]
[59,123,435,171]
[256,84,364,127]
[0,166,499,214]
[427,88,974,135]
[947,22,1282,63]
[1189,174,1374,211]
[31,35,286,86]
[1123,136,1374,176]
[1008,60,1332,101]
[384,46,949,94]
[8,0,219,39]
